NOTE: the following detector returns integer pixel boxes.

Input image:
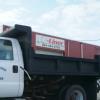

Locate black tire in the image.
[65,85,86,100]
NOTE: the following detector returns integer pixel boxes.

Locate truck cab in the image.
[0,37,24,97]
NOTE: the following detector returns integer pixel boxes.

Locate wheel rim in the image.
[69,90,83,100]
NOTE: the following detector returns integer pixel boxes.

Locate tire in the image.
[65,85,86,100]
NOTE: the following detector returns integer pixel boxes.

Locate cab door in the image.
[0,38,20,97]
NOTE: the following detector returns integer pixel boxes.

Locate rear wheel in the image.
[65,85,86,100]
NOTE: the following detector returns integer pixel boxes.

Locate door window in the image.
[0,39,13,60]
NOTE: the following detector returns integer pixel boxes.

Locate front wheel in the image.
[65,85,86,100]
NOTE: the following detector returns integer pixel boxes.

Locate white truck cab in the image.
[0,37,24,97]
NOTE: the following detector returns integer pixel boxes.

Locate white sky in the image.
[0,0,100,45]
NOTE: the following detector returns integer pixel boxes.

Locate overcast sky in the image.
[0,0,100,45]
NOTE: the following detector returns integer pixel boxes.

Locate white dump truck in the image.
[0,24,100,100]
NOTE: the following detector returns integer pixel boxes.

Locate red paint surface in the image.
[64,40,68,56]
[31,32,100,59]
[83,44,96,59]
[96,46,100,55]
[68,40,81,58]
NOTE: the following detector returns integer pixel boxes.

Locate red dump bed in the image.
[31,32,100,59]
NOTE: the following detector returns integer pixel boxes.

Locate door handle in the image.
[13,65,18,73]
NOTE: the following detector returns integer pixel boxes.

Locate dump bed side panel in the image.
[82,44,96,59]
[31,32,100,59]
[68,40,81,58]
[0,24,100,76]
[29,53,100,76]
